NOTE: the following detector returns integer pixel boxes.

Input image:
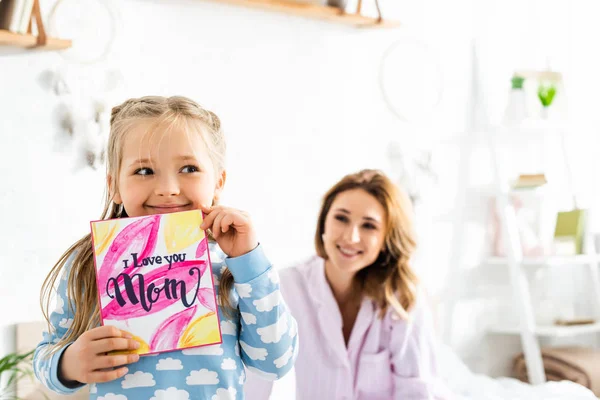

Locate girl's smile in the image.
[144,202,193,214]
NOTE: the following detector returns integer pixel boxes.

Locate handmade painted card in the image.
[91,210,222,355]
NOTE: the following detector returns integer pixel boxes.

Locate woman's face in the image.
[322,189,388,276]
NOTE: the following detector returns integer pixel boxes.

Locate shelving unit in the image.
[0,0,71,53]
[442,55,600,386]
[484,118,600,386]
[201,0,400,27]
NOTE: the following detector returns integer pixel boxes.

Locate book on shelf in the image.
[553,208,587,255]
[0,0,34,34]
[555,318,596,327]
[511,173,548,189]
[91,210,222,355]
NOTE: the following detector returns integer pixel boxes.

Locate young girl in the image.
[245,169,450,399]
[33,96,298,400]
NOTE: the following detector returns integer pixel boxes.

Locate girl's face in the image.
[322,189,387,276]
[111,119,225,217]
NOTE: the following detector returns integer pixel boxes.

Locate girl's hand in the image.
[59,326,140,384]
[200,205,258,258]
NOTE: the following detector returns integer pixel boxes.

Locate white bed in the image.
[437,343,597,400]
[265,343,598,399]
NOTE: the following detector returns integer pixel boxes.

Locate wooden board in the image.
[0,29,71,51]
[202,0,400,27]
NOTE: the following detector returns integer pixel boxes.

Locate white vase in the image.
[503,87,528,126]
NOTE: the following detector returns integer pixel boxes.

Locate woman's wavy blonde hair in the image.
[40,96,234,353]
[315,169,418,319]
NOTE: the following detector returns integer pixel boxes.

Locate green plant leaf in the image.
[537,83,557,107]
[0,349,35,400]
[511,75,525,89]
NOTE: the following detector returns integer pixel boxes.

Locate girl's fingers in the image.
[200,206,250,235]
[199,204,212,213]
[200,206,223,230]
[86,366,130,383]
[200,212,215,230]
[94,353,140,370]
[220,213,234,233]
[84,326,131,341]
[212,212,227,234]
[93,338,140,354]
[231,212,251,232]
[223,212,248,233]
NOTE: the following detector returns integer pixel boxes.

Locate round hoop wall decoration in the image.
[47,0,118,64]
[379,37,444,123]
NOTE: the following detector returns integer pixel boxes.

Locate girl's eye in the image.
[134,167,153,176]
[363,223,377,230]
[181,165,200,173]
[334,215,348,223]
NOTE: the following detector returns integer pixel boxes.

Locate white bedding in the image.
[437,344,597,400]
[267,343,597,399]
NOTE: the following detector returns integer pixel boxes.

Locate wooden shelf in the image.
[202,0,400,28]
[514,70,563,82]
[0,29,71,52]
[0,0,71,53]
[489,322,600,337]
[486,254,600,267]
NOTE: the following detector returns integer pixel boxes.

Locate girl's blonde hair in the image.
[41,96,234,352]
[314,169,418,319]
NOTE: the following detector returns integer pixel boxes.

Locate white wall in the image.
[0,0,473,324]
[1,0,599,385]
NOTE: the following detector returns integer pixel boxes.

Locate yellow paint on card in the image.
[110,331,150,355]
[164,211,205,253]
[92,220,119,256]
[178,312,220,348]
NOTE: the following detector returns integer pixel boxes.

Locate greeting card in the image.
[91,210,221,355]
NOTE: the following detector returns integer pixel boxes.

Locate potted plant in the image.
[0,349,36,400]
[503,75,528,126]
[537,81,557,119]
